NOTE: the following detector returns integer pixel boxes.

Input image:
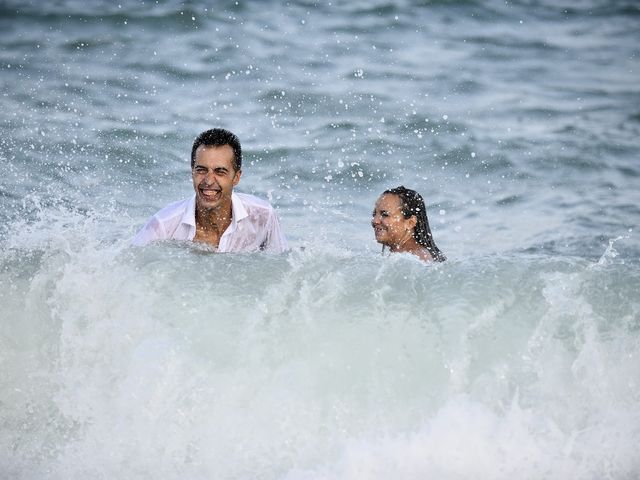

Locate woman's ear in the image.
[407,215,417,230]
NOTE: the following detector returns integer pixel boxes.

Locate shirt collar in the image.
[184,192,247,228]
[184,195,197,227]
[230,191,248,226]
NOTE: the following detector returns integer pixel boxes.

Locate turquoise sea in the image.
[1,1,639,478]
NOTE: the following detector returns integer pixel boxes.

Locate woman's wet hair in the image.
[383,186,446,262]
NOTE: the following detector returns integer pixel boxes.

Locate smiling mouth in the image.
[200,188,221,200]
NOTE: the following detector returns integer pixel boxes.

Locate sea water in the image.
[1,1,639,478]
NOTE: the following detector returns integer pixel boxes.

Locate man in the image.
[132,128,288,252]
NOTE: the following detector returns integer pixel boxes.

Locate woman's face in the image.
[371,194,415,247]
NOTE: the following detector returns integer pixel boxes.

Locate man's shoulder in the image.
[235,191,275,212]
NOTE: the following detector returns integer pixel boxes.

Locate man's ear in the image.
[233,169,242,186]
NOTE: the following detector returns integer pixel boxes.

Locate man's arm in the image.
[131,216,164,246]
[262,207,288,253]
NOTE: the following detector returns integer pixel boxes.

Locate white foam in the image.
[1,208,639,479]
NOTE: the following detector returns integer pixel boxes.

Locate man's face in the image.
[192,144,241,213]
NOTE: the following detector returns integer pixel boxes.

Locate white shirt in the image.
[132,192,288,253]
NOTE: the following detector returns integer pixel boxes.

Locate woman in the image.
[371,186,445,262]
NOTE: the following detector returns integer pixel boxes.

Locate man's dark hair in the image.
[384,185,446,262]
[191,128,242,171]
